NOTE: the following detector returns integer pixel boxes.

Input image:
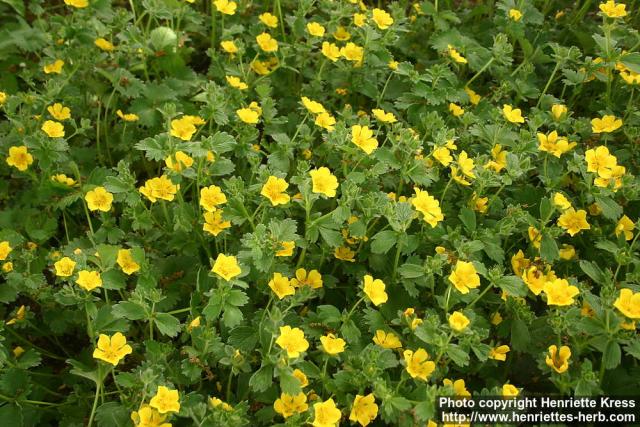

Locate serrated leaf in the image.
[370,230,396,254]
[249,364,273,393]
[154,313,181,337]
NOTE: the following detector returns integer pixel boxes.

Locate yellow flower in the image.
[236,107,260,124]
[92,332,132,366]
[465,87,481,105]
[47,103,71,121]
[616,215,635,240]
[0,91,7,105]
[203,211,231,236]
[170,116,197,141]
[551,104,567,120]
[76,270,102,291]
[2,262,13,273]
[209,397,233,411]
[388,60,399,70]
[43,59,65,74]
[320,333,346,355]
[552,192,571,210]
[403,348,435,380]
[188,316,201,331]
[200,185,227,212]
[314,112,336,131]
[312,398,341,427]
[259,12,278,28]
[363,274,388,306]
[307,22,326,37]
[509,8,523,21]
[6,305,26,325]
[13,346,24,358]
[149,386,180,414]
[94,38,115,51]
[6,146,34,171]
[349,393,378,426]
[268,272,295,299]
[546,345,571,373]
[274,392,308,419]
[276,325,309,358]
[448,103,464,117]
[371,108,396,123]
[165,151,194,172]
[448,311,470,332]
[503,384,519,397]
[351,125,378,154]
[301,96,327,114]
[502,104,525,123]
[485,144,507,172]
[85,187,113,212]
[131,405,170,427]
[456,151,476,179]
[559,244,576,260]
[212,254,241,281]
[613,288,640,319]
[42,120,65,138]
[372,8,393,29]
[261,176,290,206]
[117,249,140,275]
[585,145,618,178]
[256,32,278,52]
[354,13,367,27]
[594,164,625,190]
[116,110,139,122]
[214,0,236,15]
[373,330,402,349]
[543,278,579,306]
[64,0,88,7]
[341,42,364,64]
[220,40,238,54]
[599,0,627,18]
[443,378,472,397]
[139,176,179,203]
[54,256,76,277]
[537,131,576,158]
[592,114,623,133]
[411,187,444,227]
[226,75,248,90]
[557,208,590,236]
[275,241,295,257]
[321,42,341,62]
[310,167,339,197]
[447,45,467,64]
[293,369,309,387]
[491,312,503,325]
[489,345,510,361]
[432,147,453,167]
[523,265,556,296]
[291,268,323,289]
[620,70,640,85]
[448,260,480,294]
[333,26,351,41]
[334,246,356,261]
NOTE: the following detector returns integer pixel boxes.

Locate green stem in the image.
[392,237,404,282]
[87,366,102,427]
[537,61,561,107]
[345,296,365,323]
[467,283,494,308]
[466,57,494,87]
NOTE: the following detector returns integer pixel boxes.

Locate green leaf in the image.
[495,276,527,297]
[539,197,553,220]
[621,52,640,74]
[579,260,607,285]
[623,340,640,360]
[154,313,181,337]
[96,244,119,268]
[371,230,397,254]
[226,289,248,307]
[458,207,476,232]
[112,302,147,320]
[603,340,621,370]
[279,369,301,395]
[318,226,342,247]
[540,232,559,263]
[149,27,177,51]
[594,196,622,221]
[222,305,243,328]
[510,318,531,351]
[399,263,424,279]
[249,364,273,393]
[446,344,470,366]
[228,326,258,352]
[95,402,130,427]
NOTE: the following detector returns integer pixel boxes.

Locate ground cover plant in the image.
[1,0,640,425]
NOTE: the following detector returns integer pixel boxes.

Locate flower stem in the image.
[87,366,102,427]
